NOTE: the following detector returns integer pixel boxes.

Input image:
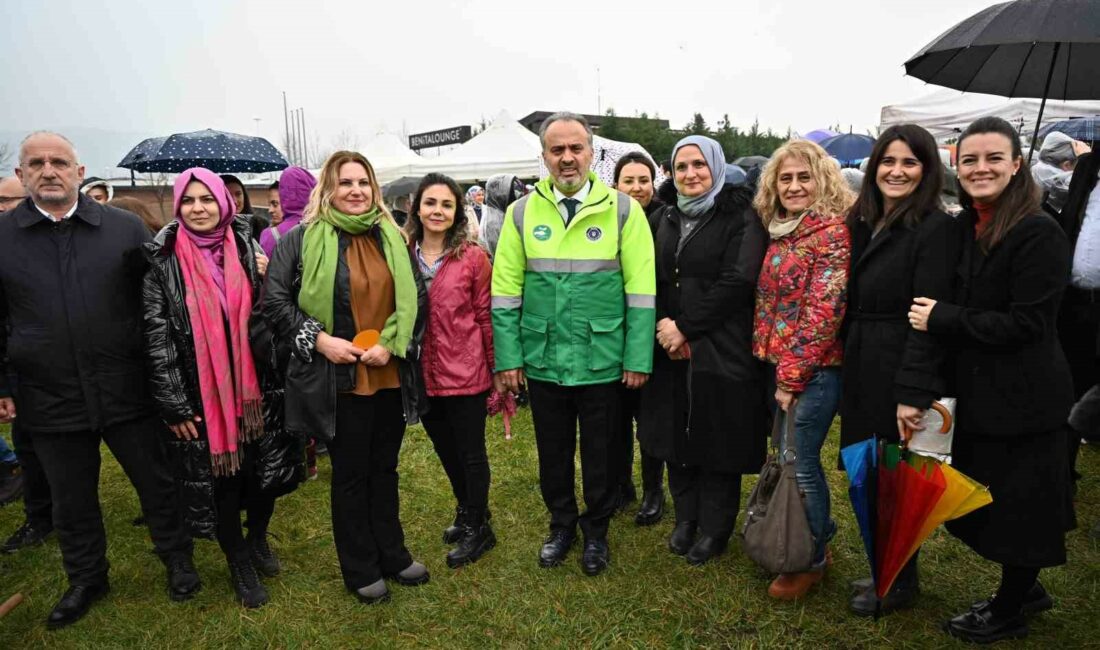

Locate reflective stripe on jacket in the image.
[491,172,656,386]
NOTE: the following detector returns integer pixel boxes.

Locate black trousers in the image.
[615,387,664,494]
[421,392,491,520]
[11,420,52,529]
[667,464,742,540]
[32,414,193,586]
[328,390,411,589]
[528,379,621,540]
[212,465,276,560]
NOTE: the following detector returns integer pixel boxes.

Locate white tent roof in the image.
[880,89,1100,141]
[310,131,423,184]
[537,133,664,187]
[411,111,541,182]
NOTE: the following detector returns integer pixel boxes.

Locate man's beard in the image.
[553,170,585,193]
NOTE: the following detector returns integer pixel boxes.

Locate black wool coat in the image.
[840,210,961,448]
[637,185,769,472]
[0,195,153,432]
[143,218,303,539]
[928,211,1074,437]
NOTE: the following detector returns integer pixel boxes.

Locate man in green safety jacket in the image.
[491,112,655,576]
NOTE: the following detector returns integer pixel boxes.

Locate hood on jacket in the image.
[278,166,317,224]
[657,177,677,206]
[80,177,114,201]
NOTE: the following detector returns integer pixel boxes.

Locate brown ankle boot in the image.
[768,570,824,600]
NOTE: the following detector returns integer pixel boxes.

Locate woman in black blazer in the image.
[841,124,961,616]
[909,117,1074,644]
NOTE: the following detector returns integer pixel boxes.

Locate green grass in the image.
[1,414,1097,649]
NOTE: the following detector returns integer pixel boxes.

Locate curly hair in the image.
[404,173,473,259]
[301,150,404,239]
[753,139,855,225]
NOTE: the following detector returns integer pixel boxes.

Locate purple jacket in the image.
[260,166,316,257]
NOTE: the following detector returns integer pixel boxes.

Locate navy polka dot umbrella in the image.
[117,129,288,173]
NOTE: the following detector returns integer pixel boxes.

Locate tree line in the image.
[598,110,792,165]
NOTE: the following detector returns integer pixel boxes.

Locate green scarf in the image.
[298,207,418,358]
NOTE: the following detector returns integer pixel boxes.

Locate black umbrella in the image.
[382,175,424,200]
[904,0,1100,160]
[733,155,769,169]
[117,129,288,174]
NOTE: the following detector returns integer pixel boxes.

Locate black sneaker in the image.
[248,533,281,577]
[228,556,269,609]
[2,519,53,554]
[166,555,202,601]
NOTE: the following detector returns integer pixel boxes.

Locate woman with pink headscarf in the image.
[142,168,304,609]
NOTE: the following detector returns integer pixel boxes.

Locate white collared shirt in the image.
[552,181,591,225]
[1071,170,1100,289]
[33,199,78,223]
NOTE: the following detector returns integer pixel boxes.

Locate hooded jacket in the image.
[752,211,850,393]
[260,167,316,257]
[142,217,304,538]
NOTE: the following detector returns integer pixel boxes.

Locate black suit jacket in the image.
[928,210,1074,437]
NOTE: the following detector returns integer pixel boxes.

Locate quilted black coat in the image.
[142,217,304,539]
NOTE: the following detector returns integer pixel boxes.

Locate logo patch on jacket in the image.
[533,224,552,241]
[586,226,602,242]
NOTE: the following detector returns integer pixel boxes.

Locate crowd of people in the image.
[0,110,1094,644]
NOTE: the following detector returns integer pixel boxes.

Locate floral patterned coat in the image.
[753,211,851,393]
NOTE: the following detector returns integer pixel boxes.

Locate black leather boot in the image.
[634,489,665,526]
[228,555,269,609]
[247,532,280,578]
[443,505,468,544]
[668,520,697,555]
[685,535,728,566]
[447,520,497,568]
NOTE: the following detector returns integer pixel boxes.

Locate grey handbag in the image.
[740,402,815,574]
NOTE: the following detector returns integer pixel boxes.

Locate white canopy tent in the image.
[880,89,1100,142]
[410,111,541,183]
[539,134,664,187]
[312,131,422,184]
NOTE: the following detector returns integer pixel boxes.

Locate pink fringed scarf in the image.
[173,168,263,476]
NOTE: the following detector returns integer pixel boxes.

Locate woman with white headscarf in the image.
[636,135,768,566]
[478,175,526,260]
[1032,131,1091,212]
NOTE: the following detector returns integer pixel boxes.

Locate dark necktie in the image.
[562,198,579,225]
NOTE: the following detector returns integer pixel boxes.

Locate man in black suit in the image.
[0,132,198,630]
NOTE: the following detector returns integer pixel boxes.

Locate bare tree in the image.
[0,142,14,174]
[315,129,361,165]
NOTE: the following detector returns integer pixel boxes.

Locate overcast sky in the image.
[3,0,997,167]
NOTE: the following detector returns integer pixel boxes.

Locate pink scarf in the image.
[172,169,263,476]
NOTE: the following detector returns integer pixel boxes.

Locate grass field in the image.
[0,413,1097,649]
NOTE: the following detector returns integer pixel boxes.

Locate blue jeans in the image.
[0,435,15,465]
[766,365,841,568]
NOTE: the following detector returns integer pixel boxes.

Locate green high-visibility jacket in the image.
[491,173,656,386]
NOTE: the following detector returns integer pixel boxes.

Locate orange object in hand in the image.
[352,329,381,350]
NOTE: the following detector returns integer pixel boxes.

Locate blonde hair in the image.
[753,139,855,226]
[302,150,405,240]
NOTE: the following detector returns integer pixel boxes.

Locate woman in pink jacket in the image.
[405,173,499,568]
